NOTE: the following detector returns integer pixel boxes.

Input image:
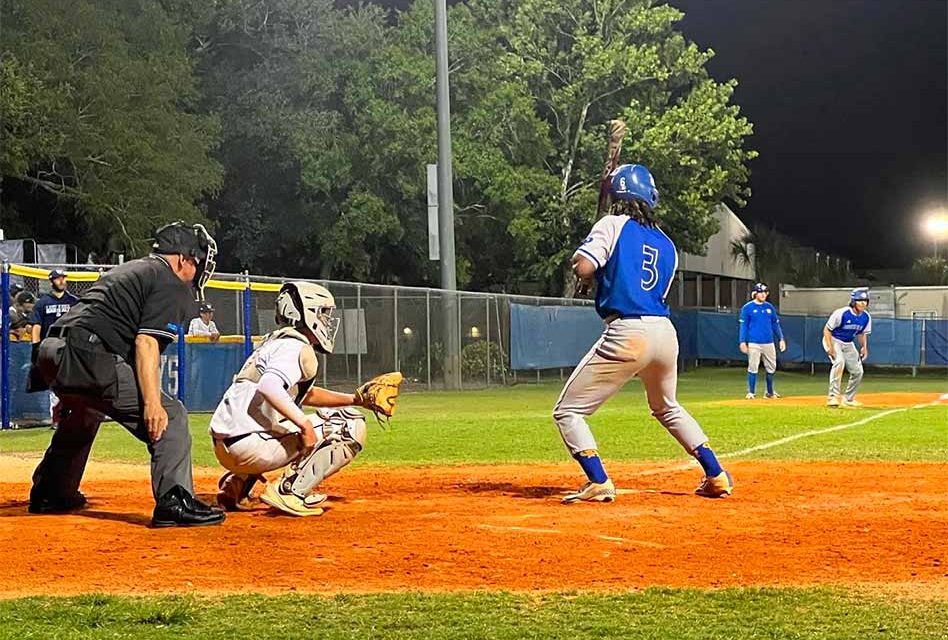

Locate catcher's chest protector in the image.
[235,327,320,405]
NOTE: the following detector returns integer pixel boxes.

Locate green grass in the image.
[2,369,944,465]
[1,590,946,640]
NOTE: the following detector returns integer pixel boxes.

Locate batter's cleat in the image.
[695,471,733,498]
[562,479,616,504]
[826,395,841,408]
[744,392,756,400]
[28,491,87,514]
[261,482,324,517]
[841,398,864,408]
[764,392,782,399]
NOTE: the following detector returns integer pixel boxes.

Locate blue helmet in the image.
[610,164,659,209]
[753,282,769,294]
[850,288,870,305]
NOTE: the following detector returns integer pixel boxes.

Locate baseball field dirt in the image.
[1,456,945,599]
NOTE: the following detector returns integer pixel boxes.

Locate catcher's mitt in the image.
[354,372,404,424]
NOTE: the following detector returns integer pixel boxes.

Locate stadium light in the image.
[922,210,948,259]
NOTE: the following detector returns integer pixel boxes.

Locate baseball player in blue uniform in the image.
[553,163,733,503]
[739,283,786,399]
[29,269,80,426]
[823,288,872,407]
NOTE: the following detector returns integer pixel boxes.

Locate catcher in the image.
[208,281,402,516]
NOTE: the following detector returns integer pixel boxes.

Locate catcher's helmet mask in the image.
[275,281,339,354]
[152,221,217,301]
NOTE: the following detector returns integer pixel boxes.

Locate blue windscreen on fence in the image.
[509,304,602,370]
[926,320,948,366]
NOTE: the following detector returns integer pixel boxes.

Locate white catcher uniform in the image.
[554,214,709,458]
[209,327,366,498]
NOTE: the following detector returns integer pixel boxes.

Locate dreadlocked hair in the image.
[611,199,658,227]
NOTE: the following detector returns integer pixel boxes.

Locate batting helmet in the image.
[610,164,659,209]
[275,281,339,354]
[753,282,769,294]
[850,288,870,306]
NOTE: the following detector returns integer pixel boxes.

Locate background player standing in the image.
[29,269,79,426]
[739,283,786,399]
[188,302,221,341]
[823,288,872,408]
[553,163,733,503]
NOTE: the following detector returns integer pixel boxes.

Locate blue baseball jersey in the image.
[739,300,784,344]
[29,291,80,339]
[825,306,872,343]
[575,215,677,318]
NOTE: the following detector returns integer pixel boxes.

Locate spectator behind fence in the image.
[10,291,36,341]
[29,270,80,427]
[188,302,221,341]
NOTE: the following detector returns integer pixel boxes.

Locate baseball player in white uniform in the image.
[823,288,872,408]
[210,281,367,516]
[553,163,733,503]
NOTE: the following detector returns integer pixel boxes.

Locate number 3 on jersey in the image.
[641,244,659,291]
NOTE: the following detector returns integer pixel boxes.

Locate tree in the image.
[912,257,948,285]
[0,0,222,255]
[477,0,756,293]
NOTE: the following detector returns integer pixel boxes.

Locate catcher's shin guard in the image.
[281,408,367,498]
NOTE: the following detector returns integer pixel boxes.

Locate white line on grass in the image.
[623,397,946,479]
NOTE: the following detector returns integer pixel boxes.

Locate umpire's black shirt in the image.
[55,256,193,362]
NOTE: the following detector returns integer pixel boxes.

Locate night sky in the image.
[671,0,947,268]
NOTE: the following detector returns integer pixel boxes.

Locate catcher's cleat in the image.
[695,471,733,498]
[826,395,841,408]
[744,392,756,400]
[841,398,864,408]
[260,482,324,517]
[217,472,265,511]
[562,479,616,504]
[303,493,328,508]
[764,392,782,399]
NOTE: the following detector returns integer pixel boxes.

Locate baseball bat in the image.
[597,118,628,219]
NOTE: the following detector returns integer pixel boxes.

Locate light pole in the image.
[922,212,948,260]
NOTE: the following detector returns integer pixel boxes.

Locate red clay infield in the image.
[1,456,946,598]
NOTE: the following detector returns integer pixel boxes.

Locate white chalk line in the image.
[625,397,947,479]
[478,524,666,548]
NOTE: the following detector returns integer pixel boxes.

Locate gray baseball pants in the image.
[826,337,864,401]
[553,316,709,456]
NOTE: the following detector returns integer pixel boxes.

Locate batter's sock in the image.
[747,372,757,394]
[573,451,608,484]
[766,373,775,395]
[694,445,723,478]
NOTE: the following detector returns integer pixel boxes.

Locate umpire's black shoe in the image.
[29,491,88,514]
[152,485,225,528]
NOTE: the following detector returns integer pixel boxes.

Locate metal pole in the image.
[177,323,186,405]
[356,284,362,384]
[393,288,399,371]
[457,293,463,391]
[435,0,459,390]
[1,263,10,429]
[242,274,253,359]
[426,290,431,390]
[493,295,506,385]
[485,295,490,387]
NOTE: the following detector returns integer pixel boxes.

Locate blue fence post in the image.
[242,273,253,359]
[177,323,186,405]
[1,263,10,430]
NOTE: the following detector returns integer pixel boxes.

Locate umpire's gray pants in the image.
[825,337,864,401]
[553,316,709,456]
[31,335,193,503]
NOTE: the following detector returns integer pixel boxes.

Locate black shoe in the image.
[29,491,87,514]
[152,485,225,528]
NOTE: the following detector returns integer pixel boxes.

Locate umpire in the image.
[29,221,225,527]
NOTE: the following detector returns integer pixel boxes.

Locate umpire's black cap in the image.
[153,221,213,260]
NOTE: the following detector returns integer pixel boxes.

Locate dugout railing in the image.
[3,262,946,428]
